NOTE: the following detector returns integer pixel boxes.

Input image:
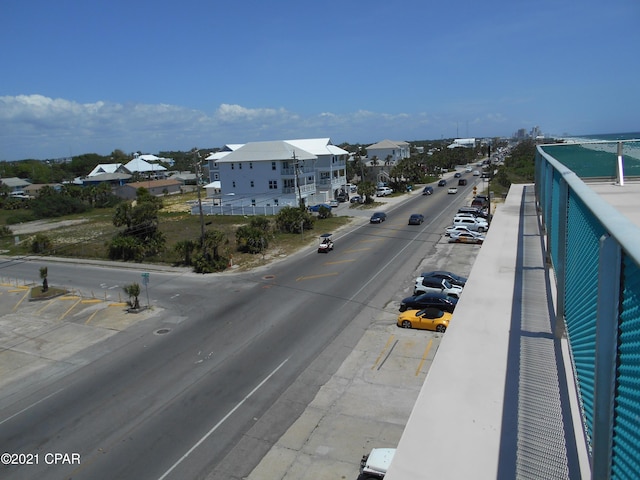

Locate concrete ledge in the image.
[387,184,551,479]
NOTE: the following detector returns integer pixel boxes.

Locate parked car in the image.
[397,308,452,332]
[370,212,387,223]
[471,198,488,208]
[308,203,331,212]
[437,179,447,187]
[419,271,467,287]
[329,199,339,208]
[422,186,433,195]
[408,213,424,225]
[376,187,393,197]
[360,448,396,479]
[458,206,489,219]
[445,225,484,237]
[448,187,458,194]
[414,276,463,297]
[336,192,349,202]
[399,292,458,313]
[350,195,364,204]
[454,172,462,178]
[452,217,488,232]
[449,231,485,244]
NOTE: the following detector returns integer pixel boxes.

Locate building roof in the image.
[0,177,32,188]
[82,172,132,182]
[124,158,168,173]
[87,163,128,177]
[367,139,409,149]
[286,138,348,156]
[216,140,317,163]
[205,144,245,161]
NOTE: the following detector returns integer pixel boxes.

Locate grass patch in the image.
[30,286,68,300]
[0,193,355,270]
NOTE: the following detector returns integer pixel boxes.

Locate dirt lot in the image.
[9,219,89,235]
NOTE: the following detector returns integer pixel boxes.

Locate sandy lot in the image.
[9,219,89,235]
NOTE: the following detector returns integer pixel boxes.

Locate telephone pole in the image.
[192,149,205,248]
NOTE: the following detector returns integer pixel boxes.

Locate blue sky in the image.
[1,0,638,161]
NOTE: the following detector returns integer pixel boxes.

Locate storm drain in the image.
[154,328,171,335]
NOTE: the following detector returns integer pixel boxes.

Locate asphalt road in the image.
[0,173,481,480]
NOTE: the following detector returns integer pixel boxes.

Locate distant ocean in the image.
[541,131,640,178]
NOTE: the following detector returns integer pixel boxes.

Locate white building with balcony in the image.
[208,140,317,210]
[366,139,410,165]
[285,138,349,199]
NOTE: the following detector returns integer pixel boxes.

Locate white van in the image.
[360,448,396,479]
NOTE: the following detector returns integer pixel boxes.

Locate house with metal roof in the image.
[0,177,32,193]
[366,140,410,165]
[286,138,349,199]
[87,163,131,177]
[202,139,347,213]
[206,140,318,211]
[124,157,167,178]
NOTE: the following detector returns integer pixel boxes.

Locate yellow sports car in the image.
[397,308,452,332]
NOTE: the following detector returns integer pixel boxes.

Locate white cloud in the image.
[0,94,518,161]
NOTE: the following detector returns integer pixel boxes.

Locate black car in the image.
[408,213,424,225]
[422,186,433,195]
[438,179,447,186]
[399,293,458,313]
[419,270,467,287]
[369,212,387,223]
[457,206,489,219]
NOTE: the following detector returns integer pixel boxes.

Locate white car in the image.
[447,187,458,194]
[465,166,473,173]
[452,217,488,232]
[445,225,485,237]
[414,276,463,298]
[473,170,481,176]
[376,187,393,197]
[449,231,485,244]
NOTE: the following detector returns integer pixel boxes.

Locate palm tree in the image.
[39,267,48,292]
[123,283,141,310]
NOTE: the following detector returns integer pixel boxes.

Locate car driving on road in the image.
[370,212,387,223]
[408,213,424,225]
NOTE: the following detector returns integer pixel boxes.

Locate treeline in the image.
[0,148,218,184]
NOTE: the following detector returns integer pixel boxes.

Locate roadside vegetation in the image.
[0,139,540,272]
[0,189,352,273]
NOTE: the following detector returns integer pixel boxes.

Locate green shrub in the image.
[31,234,52,253]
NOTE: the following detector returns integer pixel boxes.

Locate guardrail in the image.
[536,145,640,479]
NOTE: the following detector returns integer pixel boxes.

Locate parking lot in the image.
[0,280,160,390]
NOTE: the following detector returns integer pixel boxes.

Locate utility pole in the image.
[292,151,304,209]
[487,145,491,225]
[192,148,205,248]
